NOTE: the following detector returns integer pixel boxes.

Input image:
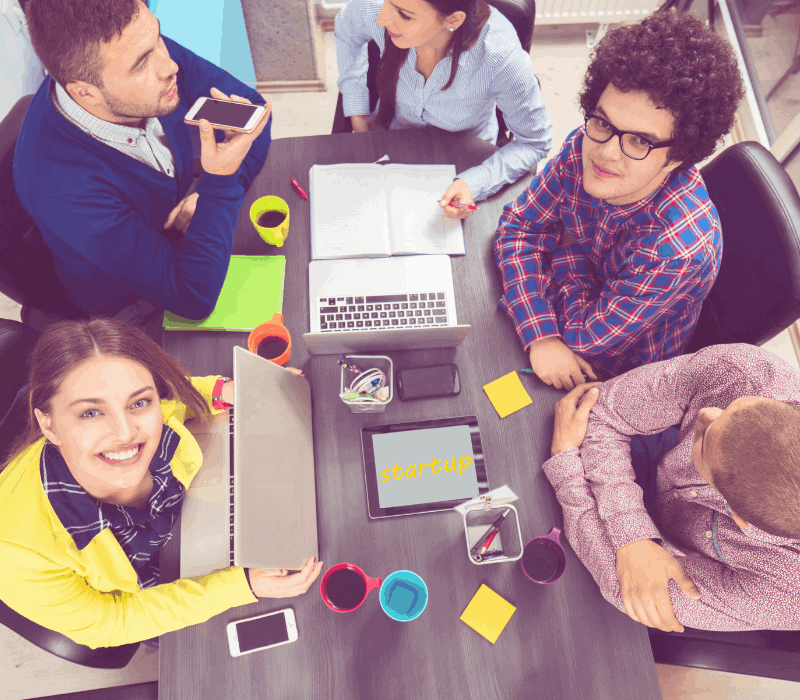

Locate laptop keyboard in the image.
[316,292,450,332]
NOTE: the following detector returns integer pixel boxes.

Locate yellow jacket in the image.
[0,376,257,648]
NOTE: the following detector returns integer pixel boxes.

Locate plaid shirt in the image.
[40,425,185,590]
[543,344,800,631]
[493,127,722,377]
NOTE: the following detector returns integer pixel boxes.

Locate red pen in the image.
[441,198,478,211]
[479,527,500,555]
[291,178,309,200]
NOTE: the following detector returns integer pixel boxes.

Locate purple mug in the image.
[520,527,567,584]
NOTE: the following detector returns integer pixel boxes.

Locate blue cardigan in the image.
[13,36,271,319]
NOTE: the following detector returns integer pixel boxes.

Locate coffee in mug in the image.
[520,527,567,584]
[325,568,367,611]
[256,210,287,228]
[247,313,291,367]
[521,541,562,582]
[256,336,289,361]
[320,563,382,613]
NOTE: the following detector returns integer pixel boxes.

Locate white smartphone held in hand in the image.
[184,96,266,134]
[226,608,298,657]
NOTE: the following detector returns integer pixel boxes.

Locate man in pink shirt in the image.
[543,343,800,632]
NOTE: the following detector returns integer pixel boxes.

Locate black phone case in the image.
[397,364,460,400]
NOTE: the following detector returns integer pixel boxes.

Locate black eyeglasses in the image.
[584,115,674,161]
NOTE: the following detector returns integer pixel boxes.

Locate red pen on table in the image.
[440,198,478,211]
[290,178,309,200]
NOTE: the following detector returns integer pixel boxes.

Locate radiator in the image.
[536,0,664,24]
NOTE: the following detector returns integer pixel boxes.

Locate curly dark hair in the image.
[578,10,744,169]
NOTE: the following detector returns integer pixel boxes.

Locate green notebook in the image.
[163,255,286,331]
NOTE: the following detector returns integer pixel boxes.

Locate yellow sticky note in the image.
[483,371,532,418]
[460,584,516,644]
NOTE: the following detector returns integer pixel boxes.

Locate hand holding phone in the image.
[248,556,324,599]
[189,87,272,177]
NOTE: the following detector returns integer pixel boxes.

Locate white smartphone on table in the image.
[226,608,298,657]
[184,96,267,134]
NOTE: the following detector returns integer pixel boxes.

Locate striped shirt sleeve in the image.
[334,0,380,117]
[333,0,553,201]
[457,43,553,201]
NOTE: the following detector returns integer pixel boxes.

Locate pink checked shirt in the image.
[543,344,800,631]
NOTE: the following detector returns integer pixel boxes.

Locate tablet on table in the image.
[361,415,488,519]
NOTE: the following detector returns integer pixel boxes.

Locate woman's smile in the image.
[96,442,145,466]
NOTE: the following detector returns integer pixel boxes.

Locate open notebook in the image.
[309,163,466,260]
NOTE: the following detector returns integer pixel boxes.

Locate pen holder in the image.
[463,504,523,565]
[339,355,393,414]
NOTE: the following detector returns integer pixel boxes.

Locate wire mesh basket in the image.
[339,355,393,414]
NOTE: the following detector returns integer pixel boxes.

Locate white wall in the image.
[1,0,45,120]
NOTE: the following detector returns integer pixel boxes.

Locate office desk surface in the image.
[160,130,663,700]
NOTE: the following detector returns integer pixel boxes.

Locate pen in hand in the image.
[439,198,479,211]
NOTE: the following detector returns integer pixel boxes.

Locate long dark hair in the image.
[1,319,210,472]
[375,0,491,129]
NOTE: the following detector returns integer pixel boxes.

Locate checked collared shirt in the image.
[494,127,722,377]
[40,425,186,590]
[51,81,177,178]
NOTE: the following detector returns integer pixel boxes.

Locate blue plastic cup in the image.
[379,570,428,621]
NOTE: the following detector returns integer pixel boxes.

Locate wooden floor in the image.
[2,23,799,700]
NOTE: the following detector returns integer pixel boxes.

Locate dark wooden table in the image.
[159,130,663,700]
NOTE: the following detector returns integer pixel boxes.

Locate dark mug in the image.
[520,527,567,584]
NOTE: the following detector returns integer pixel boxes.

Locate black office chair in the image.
[0,95,88,324]
[331,0,537,148]
[0,320,141,668]
[658,142,800,679]
[649,627,800,682]
[686,141,800,352]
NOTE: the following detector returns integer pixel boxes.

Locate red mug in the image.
[320,563,382,613]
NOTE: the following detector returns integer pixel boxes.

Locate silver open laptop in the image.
[303,255,471,355]
[180,346,318,577]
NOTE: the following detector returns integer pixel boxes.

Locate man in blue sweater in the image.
[15,0,272,324]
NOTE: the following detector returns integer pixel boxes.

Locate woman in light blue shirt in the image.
[335,0,553,218]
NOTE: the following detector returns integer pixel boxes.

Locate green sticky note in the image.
[163,255,286,331]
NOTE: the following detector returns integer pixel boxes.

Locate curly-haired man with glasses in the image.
[494,11,744,388]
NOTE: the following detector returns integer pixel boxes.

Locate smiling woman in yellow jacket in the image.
[0,319,324,649]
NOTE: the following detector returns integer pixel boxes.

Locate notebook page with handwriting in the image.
[385,165,465,256]
[310,164,392,260]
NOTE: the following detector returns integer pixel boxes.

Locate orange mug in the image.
[247,313,291,366]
